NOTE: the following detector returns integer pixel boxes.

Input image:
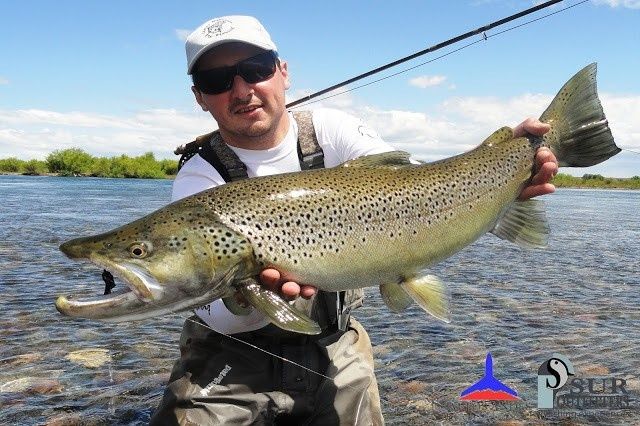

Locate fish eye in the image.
[129,242,149,258]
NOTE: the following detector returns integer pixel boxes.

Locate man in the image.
[152,15,557,425]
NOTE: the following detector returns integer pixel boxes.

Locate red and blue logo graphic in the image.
[460,353,519,401]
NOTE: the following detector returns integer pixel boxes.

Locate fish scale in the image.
[56,64,620,334]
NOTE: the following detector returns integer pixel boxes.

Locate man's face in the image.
[192,42,290,147]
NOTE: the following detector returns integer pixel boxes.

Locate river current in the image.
[0,175,638,425]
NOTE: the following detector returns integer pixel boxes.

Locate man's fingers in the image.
[260,269,282,291]
[280,281,301,299]
[513,117,551,138]
[259,269,317,300]
[299,285,317,299]
[535,147,557,168]
[530,160,558,186]
[518,183,556,200]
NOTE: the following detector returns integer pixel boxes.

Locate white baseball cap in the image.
[185,15,277,74]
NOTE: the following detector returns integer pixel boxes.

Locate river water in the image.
[0,175,638,425]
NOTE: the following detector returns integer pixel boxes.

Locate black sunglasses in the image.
[192,51,279,95]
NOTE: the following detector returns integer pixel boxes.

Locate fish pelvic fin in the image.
[380,282,414,312]
[401,274,451,323]
[491,199,550,249]
[239,279,321,335]
[540,63,620,167]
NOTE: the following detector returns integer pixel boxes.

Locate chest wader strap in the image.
[175,111,356,332]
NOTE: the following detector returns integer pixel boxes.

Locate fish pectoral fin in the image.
[380,282,414,312]
[401,274,451,323]
[491,199,550,249]
[340,151,412,169]
[222,294,253,316]
[239,279,321,335]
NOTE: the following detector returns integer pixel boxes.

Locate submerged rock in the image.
[0,377,62,394]
[65,348,111,368]
[1,352,43,366]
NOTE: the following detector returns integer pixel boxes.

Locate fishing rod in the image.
[286,0,565,109]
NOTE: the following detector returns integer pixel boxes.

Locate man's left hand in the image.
[514,118,558,200]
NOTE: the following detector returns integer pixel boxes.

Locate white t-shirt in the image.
[171,108,395,334]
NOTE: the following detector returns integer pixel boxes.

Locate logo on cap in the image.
[203,19,233,38]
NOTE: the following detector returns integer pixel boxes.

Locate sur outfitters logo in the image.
[538,353,631,410]
[459,352,634,415]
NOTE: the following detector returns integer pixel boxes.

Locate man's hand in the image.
[260,269,317,300]
[513,118,558,200]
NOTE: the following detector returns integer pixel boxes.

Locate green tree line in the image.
[1,150,638,188]
[0,149,179,179]
[552,173,640,190]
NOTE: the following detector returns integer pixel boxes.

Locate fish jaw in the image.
[54,252,236,322]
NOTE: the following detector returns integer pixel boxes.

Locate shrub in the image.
[0,157,25,173]
[46,149,95,176]
[22,159,48,175]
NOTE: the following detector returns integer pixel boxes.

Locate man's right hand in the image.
[260,269,317,300]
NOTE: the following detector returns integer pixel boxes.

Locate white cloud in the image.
[0,108,214,160]
[592,0,640,9]
[0,77,8,85]
[1,91,638,176]
[409,75,447,89]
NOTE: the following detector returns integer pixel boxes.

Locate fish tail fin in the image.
[540,63,620,167]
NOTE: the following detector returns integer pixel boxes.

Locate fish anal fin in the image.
[491,200,550,249]
[401,274,450,323]
[341,151,412,168]
[239,279,321,335]
[380,282,413,312]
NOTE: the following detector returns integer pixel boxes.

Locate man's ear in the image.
[192,86,208,111]
[279,60,290,90]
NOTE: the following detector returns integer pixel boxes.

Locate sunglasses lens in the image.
[193,51,278,95]
[238,52,277,84]
[193,68,234,95]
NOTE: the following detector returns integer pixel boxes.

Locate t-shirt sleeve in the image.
[170,155,226,202]
[312,108,396,163]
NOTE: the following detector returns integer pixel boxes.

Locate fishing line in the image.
[621,148,640,156]
[94,270,356,388]
[287,0,589,109]
[179,315,364,390]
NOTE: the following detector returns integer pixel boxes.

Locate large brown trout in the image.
[56,64,620,334]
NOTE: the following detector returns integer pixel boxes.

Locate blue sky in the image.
[1,0,638,177]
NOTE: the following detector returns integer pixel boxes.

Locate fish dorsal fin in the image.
[341,151,412,168]
[480,126,515,147]
[491,200,550,248]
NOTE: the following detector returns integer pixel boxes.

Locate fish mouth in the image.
[55,254,172,321]
[56,254,232,322]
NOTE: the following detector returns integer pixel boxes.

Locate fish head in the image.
[56,201,254,321]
